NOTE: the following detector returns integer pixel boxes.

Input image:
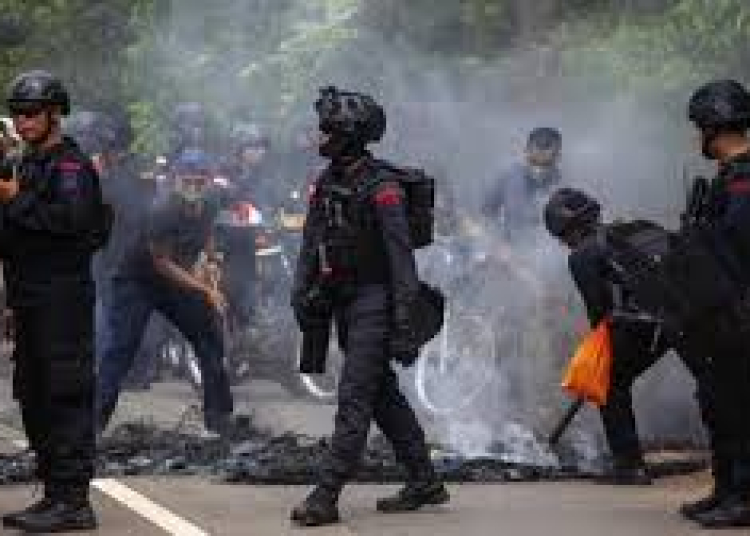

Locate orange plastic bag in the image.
[561,319,613,407]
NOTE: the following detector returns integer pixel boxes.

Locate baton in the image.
[548,397,585,446]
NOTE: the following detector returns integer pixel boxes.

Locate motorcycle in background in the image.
[159,192,343,403]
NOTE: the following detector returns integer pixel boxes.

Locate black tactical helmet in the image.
[544,187,601,240]
[314,86,386,144]
[6,70,70,115]
[527,127,562,152]
[688,80,750,130]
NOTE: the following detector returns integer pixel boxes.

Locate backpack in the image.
[604,219,738,334]
[358,161,435,249]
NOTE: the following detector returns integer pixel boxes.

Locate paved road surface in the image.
[0,378,730,535]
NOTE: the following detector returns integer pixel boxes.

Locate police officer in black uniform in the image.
[679,79,750,528]
[290,87,448,527]
[0,71,108,533]
[544,188,704,486]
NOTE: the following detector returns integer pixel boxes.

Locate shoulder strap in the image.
[354,161,399,200]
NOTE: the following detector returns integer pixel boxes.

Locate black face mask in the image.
[701,128,719,160]
[318,128,365,161]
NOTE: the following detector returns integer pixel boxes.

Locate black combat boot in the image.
[15,484,97,533]
[680,489,731,521]
[290,485,341,527]
[680,456,732,520]
[2,495,55,529]
[596,456,652,486]
[693,494,750,528]
[376,480,450,513]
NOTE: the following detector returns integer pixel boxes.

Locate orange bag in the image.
[561,319,613,407]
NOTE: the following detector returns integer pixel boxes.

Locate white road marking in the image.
[93,479,209,536]
[0,423,208,535]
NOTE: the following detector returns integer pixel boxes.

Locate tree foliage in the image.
[0,0,747,151]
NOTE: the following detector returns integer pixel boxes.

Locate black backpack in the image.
[358,161,435,249]
[604,219,738,334]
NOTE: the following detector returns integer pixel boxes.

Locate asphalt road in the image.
[0,378,730,536]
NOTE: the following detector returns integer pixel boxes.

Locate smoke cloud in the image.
[107,1,710,462]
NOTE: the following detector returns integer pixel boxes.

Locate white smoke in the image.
[126,0,708,461]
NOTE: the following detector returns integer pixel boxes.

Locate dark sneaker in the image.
[376,481,450,513]
[2,497,54,529]
[694,494,750,529]
[595,463,652,486]
[679,489,729,520]
[290,487,340,528]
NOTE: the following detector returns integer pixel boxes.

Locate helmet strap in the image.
[699,127,719,160]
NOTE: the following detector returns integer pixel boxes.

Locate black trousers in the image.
[12,285,95,491]
[98,278,233,428]
[682,311,750,494]
[601,319,709,462]
[321,285,434,489]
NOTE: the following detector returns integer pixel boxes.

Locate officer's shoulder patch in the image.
[373,181,403,206]
[307,182,318,202]
[375,183,403,206]
[728,176,750,194]
[57,159,82,173]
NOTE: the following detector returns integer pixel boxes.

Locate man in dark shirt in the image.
[97,147,234,436]
[0,71,108,533]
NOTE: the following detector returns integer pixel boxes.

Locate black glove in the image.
[292,286,332,332]
[390,303,419,365]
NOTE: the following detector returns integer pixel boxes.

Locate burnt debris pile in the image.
[0,416,707,485]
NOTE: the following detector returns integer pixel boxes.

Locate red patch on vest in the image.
[58,160,82,172]
[307,182,317,201]
[729,177,750,194]
[374,185,403,206]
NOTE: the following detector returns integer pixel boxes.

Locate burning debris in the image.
[0,415,707,486]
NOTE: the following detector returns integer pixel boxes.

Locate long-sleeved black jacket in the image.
[1,136,105,306]
[701,151,750,285]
